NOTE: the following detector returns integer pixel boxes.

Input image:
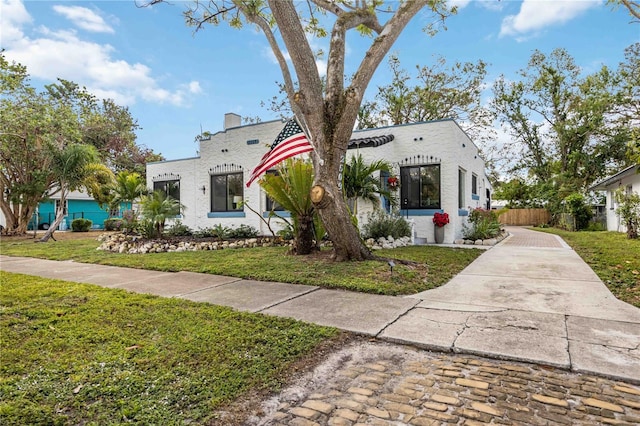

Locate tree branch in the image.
[325,8,383,108]
[341,0,432,137]
[268,0,324,129]
[236,1,305,121]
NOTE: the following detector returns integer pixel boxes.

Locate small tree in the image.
[343,154,393,215]
[139,190,183,238]
[110,171,147,214]
[615,187,640,239]
[260,158,319,255]
[39,144,101,242]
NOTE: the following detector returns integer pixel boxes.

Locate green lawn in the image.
[0,272,340,425]
[534,228,640,307]
[0,234,483,295]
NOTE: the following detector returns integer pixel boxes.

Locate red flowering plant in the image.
[432,212,449,227]
[387,176,399,189]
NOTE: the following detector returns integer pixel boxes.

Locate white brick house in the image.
[590,164,640,233]
[146,113,492,243]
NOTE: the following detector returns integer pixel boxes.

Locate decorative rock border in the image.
[454,230,509,247]
[365,236,412,250]
[96,231,508,254]
[96,233,291,254]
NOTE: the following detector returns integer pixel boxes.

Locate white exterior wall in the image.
[148,119,291,235]
[603,173,640,233]
[147,118,492,243]
[352,120,489,243]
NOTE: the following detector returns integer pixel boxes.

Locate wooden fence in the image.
[497,209,550,226]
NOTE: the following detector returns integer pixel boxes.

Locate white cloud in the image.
[447,0,472,11]
[500,0,601,38]
[477,0,505,12]
[0,0,32,45]
[53,5,114,34]
[1,0,191,107]
[188,81,202,94]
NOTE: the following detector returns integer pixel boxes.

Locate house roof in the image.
[347,134,394,149]
[590,164,640,190]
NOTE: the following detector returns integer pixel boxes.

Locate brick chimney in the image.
[224,112,241,130]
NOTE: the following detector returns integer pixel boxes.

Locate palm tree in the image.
[83,163,115,209]
[260,158,320,255]
[139,190,183,238]
[39,144,101,242]
[343,154,393,215]
[110,171,146,214]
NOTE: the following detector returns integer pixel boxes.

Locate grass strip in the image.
[0,271,338,425]
[0,235,483,295]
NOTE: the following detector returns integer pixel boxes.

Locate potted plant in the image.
[433,211,449,244]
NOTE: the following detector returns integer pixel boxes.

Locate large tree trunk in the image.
[0,200,35,235]
[312,182,371,261]
[265,0,435,261]
[311,142,372,261]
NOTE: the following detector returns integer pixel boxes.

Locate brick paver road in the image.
[253,342,640,426]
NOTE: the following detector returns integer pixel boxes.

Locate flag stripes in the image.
[246,119,313,187]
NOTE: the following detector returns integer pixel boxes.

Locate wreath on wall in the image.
[387,176,399,190]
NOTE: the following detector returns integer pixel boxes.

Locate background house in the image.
[146,113,492,243]
[590,164,640,233]
[29,189,114,230]
[1,189,121,232]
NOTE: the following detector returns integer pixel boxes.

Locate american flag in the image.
[246,118,314,187]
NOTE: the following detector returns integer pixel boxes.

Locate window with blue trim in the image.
[472,173,478,196]
[458,168,466,209]
[265,170,285,212]
[400,164,441,209]
[211,173,244,212]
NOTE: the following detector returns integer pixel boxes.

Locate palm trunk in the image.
[39,191,67,242]
[293,214,315,255]
[39,210,64,242]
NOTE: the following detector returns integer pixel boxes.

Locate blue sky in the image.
[1,0,638,161]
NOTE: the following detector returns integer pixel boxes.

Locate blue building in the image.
[28,190,116,230]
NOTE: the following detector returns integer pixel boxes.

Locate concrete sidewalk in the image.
[1,226,639,384]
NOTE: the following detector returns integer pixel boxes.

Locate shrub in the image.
[135,219,157,239]
[71,218,92,232]
[563,193,592,231]
[361,211,411,240]
[228,224,259,239]
[210,224,231,239]
[463,208,501,240]
[121,209,138,234]
[192,224,230,239]
[614,188,640,239]
[166,220,192,237]
[104,218,123,231]
[192,227,215,238]
[586,222,606,232]
[276,223,294,240]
